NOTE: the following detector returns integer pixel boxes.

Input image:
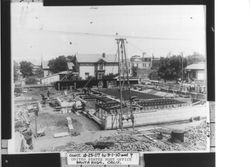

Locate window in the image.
[99,64,104,70]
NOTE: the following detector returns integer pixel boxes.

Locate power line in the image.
[126,41,146,53]
[28,28,188,41]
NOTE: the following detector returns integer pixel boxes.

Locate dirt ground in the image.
[29,104,106,152]
[46,121,209,152]
[14,87,209,152]
[14,88,108,152]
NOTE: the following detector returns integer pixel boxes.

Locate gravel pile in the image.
[51,122,209,152]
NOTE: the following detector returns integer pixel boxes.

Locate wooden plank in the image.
[53,132,70,138]
[68,124,74,131]
[143,134,157,143]
[66,117,74,131]
[66,117,72,125]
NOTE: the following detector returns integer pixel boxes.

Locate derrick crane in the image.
[116,38,136,130]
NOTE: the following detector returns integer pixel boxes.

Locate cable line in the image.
[28,28,187,41]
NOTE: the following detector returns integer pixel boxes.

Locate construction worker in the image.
[130,113,135,128]
[47,90,50,99]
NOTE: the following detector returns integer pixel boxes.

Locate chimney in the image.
[102,53,105,58]
[142,52,146,58]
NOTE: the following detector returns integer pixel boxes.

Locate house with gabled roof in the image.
[185,63,206,81]
[76,53,119,80]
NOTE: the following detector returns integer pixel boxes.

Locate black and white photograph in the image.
[10,2,210,153]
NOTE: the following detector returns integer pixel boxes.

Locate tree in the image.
[103,73,118,80]
[186,52,205,65]
[131,66,138,77]
[20,61,33,78]
[48,56,68,73]
[67,55,76,65]
[158,55,187,81]
[13,61,19,82]
[151,58,162,70]
[148,70,160,80]
[25,77,38,85]
[34,68,44,78]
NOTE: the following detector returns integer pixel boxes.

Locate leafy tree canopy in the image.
[186,52,205,65]
[34,68,44,78]
[25,77,38,85]
[148,70,160,80]
[131,66,138,77]
[48,56,68,73]
[158,55,187,81]
[67,55,77,65]
[20,61,33,78]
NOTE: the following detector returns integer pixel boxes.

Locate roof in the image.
[41,71,70,79]
[130,55,151,62]
[76,53,117,63]
[58,71,70,74]
[67,62,74,70]
[31,64,41,69]
[185,63,205,70]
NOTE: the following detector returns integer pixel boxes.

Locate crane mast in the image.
[116,38,135,130]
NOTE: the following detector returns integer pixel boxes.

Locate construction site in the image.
[13,38,209,153]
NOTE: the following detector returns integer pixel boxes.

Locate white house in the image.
[40,74,60,85]
[130,53,152,70]
[185,63,206,81]
[40,71,69,84]
[76,53,119,80]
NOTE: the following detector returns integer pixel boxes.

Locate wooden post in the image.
[34,113,37,138]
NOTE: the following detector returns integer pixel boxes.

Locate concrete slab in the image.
[53,132,70,138]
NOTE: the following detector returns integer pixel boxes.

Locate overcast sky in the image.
[11,3,206,64]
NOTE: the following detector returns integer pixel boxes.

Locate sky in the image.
[11,3,206,65]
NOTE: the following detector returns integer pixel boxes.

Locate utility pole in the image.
[116,39,123,130]
[181,52,184,81]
